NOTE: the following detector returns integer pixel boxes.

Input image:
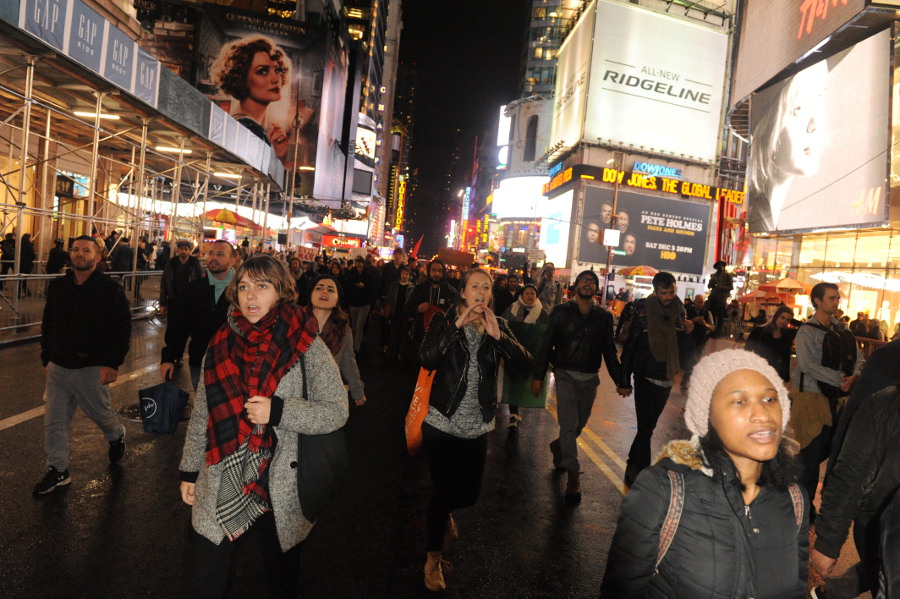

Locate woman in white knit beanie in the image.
[602,349,808,598]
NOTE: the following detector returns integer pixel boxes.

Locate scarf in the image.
[209,268,234,304]
[510,298,543,324]
[203,302,318,539]
[319,315,344,357]
[645,293,684,381]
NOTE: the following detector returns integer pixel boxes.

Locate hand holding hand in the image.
[840,374,858,393]
[616,387,632,397]
[245,395,272,425]
[810,548,837,579]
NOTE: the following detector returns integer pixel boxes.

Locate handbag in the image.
[138,382,189,434]
[405,367,435,455]
[296,354,349,523]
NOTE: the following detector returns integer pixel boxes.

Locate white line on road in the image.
[0,363,160,432]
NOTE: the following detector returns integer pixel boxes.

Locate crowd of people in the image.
[25,236,900,598]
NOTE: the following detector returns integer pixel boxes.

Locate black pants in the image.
[799,425,832,519]
[423,422,487,551]
[626,376,672,476]
[188,510,300,599]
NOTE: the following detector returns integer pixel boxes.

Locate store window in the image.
[823,232,857,268]
[799,235,827,270]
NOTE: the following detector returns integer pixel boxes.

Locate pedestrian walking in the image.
[344,256,375,353]
[178,255,347,597]
[45,239,68,274]
[535,262,564,310]
[385,266,414,358]
[707,260,732,337]
[619,271,694,487]
[159,240,238,390]
[159,240,202,318]
[418,267,531,591]
[809,339,900,598]
[790,282,862,518]
[531,271,627,501]
[33,235,132,495]
[744,305,799,382]
[404,258,456,342]
[305,273,366,406]
[17,233,36,297]
[601,349,808,598]
[500,283,548,429]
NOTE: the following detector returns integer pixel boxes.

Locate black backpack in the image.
[799,320,857,400]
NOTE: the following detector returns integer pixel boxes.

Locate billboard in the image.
[732,0,865,106]
[195,5,349,199]
[747,30,889,234]
[584,0,728,162]
[538,190,574,267]
[579,186,710,274]
[550,0,595,152]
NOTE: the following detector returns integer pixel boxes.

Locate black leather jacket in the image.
[532,300,622,382]
[419,306,531,423]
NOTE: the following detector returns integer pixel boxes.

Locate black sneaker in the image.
[549,439,565,471]
[109,435,126,463]
[33,467,71,495]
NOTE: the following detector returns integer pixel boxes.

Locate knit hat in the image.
[685,349,791,437]
[575,269,600,287]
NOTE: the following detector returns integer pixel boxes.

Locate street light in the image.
[603,151,625,290]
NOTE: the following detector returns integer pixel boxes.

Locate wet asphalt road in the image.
[0,317,865,598]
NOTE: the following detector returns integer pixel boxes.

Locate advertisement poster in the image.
[194,5,348,199]
[747,30,889,234]
[579,186,710,274]
[585,0,728,162]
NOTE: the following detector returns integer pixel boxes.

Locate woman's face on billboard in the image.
[247,51,284,105]
[773,62,828,178]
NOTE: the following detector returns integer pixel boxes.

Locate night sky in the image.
[399,0,529,254]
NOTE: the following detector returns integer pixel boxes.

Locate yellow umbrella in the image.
[211,208,238,225]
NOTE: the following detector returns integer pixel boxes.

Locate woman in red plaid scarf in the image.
[178,255,347,597]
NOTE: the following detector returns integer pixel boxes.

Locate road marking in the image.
[0,363,159,432]
[546,401,627,495]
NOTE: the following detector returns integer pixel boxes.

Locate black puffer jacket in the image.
[532,300,621,381]
[815,385,900,559]
[601,440,808,599]
[419,306,531,423]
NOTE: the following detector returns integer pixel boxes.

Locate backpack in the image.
[799,320,858,400]
[655,471,804,572]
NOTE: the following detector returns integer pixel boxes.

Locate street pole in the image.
[603,151,625,295]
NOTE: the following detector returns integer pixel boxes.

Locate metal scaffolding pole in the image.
[86,91,106,236]
[12,57,37,276]
[131,120,149,271]
[262,182,270,243]
[37,107,52,268]
[197,153,211,240]
[250,180,260,251]
[169,137,186,245]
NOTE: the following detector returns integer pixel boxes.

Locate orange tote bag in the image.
[405,367,435,455]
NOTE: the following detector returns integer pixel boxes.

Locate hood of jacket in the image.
[655,437,715,478]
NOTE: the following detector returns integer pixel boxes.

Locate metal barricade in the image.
[0,271,161,339]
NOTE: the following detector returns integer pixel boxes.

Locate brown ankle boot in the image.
[424,550,446,591]
[565,471,582,503]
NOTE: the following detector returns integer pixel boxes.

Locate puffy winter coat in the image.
[600,439,809,599]
[419,306,531,423]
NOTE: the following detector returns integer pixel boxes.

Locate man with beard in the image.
[34,236,132,495]
[532,270,630,502]
[619,271,693,487]
[404,259,457,340]
[159,240,202,318]
[159,240,238,390]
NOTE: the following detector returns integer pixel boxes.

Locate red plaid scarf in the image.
[203,302,318,494]
[319,316,344,357]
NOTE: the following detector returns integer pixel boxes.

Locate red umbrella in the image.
[203,209,260,230]
[738,289,782,304]
[759,278,810,294]
[618,265,659,277]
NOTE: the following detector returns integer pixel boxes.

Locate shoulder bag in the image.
[296,354,349,523]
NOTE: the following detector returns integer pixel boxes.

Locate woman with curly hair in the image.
[211,36,291,162]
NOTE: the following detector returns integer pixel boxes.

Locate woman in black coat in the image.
[601,349,808,598]
[744,305,799,381]
[418,267,531,592]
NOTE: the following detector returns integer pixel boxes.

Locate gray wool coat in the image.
[179,336,348,551]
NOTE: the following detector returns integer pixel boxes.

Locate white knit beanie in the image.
[685,348,791,437]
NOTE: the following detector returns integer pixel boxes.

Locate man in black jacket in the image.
[158,240,202,317]
[532,270,630,502]
[34,236,132,495]
[159,240,237,390]
[810,340,900,598]
[404,259,457,339]
[619,271,693,487]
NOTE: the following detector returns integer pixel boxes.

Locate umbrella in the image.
[738,289,782,304]
[210,208,238,225]
[618,265,658,277]
[759,278,810,294]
